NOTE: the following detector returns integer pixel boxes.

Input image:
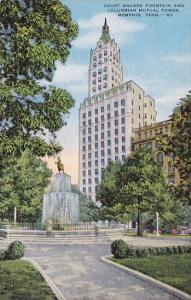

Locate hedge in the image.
[111,239,191,259]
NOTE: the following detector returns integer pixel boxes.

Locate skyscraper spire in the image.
[101,17,111,43]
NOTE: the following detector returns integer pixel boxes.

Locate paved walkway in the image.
[24,242,181,300]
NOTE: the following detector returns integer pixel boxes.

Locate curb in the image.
[22,257,65,300]
[100,255,191,300]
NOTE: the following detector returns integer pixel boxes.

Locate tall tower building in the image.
[88,18,123,97]
[79,19,157,201]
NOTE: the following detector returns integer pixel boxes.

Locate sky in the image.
[46,0,191,184]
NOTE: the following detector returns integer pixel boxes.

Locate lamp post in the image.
[156,211,160,236]
[14,206,17,224]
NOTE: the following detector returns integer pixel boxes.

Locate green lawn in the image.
[0,260,57,300]
[111,254,191,295]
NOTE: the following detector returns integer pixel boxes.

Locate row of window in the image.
[138,126,169,140]
[82,144,126,158]
[82,118,126,135]
[92,58,108,67]
[92,67,107,76]
[82,102,126,119]
[82,133,126,144]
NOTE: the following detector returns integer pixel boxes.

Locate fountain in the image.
[42,159,79,224]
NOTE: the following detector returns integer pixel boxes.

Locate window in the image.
[104,58,107,62]
[88,187,91,193]
[139,113,141,119]
[107,131,111,137]
[132,109,134,114]
[132,99,134,105]
[115,128,118,135]
[115,119,118,126]
[107,140,111,146]
[95,151,98,158]
[88,153,91,159]
[103,83,107,88]
[88,178,91,184]
[101,132,104,139]
[139,105,141,111]
[101,115,104,122]
[121,117,125,124]
[157,152,164,166]
[107,148,111,155]
[83,121,86,126]
[115,138,118,144]
[121,99,125,106]
[114,110,118,117]
[104,66,107,72]
[95,125,98,132]
[95,134,98,141]
[122,136,125,143]
[144,114,147,119]
[101,106,104,112]
[115,156,119,161]
[101,123,104,130]
[83,170,86,176]
[83,129,86,135]
[139,94,141,99]
[95,117,98,124]
[93,56,96,61]
[88,119,91,125]
[95,143,98,150]
[122,145,126,152]
[95,160,98,166]
[92,87,96,92]
[107,104,110,111]
[99,53,102,58]
[83,188,85,193]
[98,60,102,65]
[121,108,125,115]
[82,146,86,152]
[88,128,91,134]
[83,113,86,119]
[114,101,118,108]
[103,74,107,80]
[93,63,96,67]
[82,154,85,160]
[83,162,86,168]
[93,71,96,77]
[88,136,91,143]
[88,111,91,117]
[132,118,134,124]
[104,50,107,56]
[107,121,111,128]
[98,77,102,82]
[101,150,104,156]
[121,127,125,133]
[88,144,91,150]
[95,177,99,183]
[144,103,147,108]
[101,141,104,148]
[98,69,101,74]
[122,155,126,161]
[160,127,163,134]
[95,169,98,175]
[101,159,105,166]
[150,101,153,106]
[95,108,98,114]
[107,113,110,119]
[88,161,91,167]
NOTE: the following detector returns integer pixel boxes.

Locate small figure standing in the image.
[56,157,64,173]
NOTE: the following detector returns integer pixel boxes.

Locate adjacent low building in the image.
[132,119,180,185]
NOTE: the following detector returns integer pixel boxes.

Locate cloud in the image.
[162,54,191,64]
[53,62,88,85]
[73,12,145,48]
[156,85,190,121]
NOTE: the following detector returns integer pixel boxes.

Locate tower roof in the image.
[100,18,111,43]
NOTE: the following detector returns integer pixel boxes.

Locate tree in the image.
[0,151,52,222]
[97,148,171,236]
[0,0,78,157]
[161,92,191,203]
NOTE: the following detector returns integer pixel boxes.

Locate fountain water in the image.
[42,173,79,224]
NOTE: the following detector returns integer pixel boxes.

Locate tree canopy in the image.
[0,151,52,222]
[0,0,78,157]
[97,148,172,235]
[161,92,191,203]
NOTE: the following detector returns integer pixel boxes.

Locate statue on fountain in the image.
[56,157,64,173]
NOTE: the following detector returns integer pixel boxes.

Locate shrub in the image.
[148,247,157,256]
[5,241,25,260]
[177,246,184,255]
[0,250,6,260]
[111,239,127,258]
[165,247,174,255]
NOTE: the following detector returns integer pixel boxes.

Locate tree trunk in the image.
[137,211,143,236]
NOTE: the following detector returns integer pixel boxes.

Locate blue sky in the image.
[48,0,191,183]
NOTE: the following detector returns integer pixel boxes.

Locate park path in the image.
[24,241,181,300]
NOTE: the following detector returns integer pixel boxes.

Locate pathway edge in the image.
[100,255,191,300]
[22,257,65,300]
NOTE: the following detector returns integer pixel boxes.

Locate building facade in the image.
[132,120,180,185]
[79,19,157,201]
